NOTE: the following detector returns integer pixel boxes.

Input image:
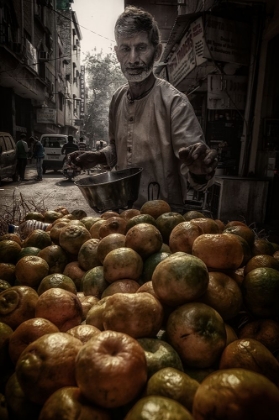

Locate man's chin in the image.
[123,70,152,83]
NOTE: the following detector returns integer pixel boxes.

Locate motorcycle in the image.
[62,157,81,181]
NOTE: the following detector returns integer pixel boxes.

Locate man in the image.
[70,6,218,211]
[61,135,79,157]
[78,137,87,152]
[32,137,45,181]
[16,133,29,181]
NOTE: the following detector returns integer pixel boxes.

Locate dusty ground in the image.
[0,164,100,222]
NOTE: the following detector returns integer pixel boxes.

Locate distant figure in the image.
[61,135,79,157]
[16,133,29,181]
[78,137,87,152]
[32,137,45,181]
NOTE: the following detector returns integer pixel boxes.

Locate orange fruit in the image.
[75,330,147,408]
[53,206,69,215]
[141,251,170,283]
[97,233,126,264]
[80,216,101,230]
[214,219,225,232]
[82,266,109,298]
[120,208,141,220]
[0,263,16,284]
[238,319,279,354]
[137,338,184,378]
[125,213,157,232]
[66,324,101,344]
[77,293,99,320]
[16,332,82,405]
[38,387,111,420]
[197,271,243,321]
[242,267,279,318]
[37,273,77,295]
[89,219,106,238]
[140,199,171,219]
[0,240,21,264]
[125,396,194,420]
[86,297,108,330]
[70,209,87,220]
[0,279,11,292]
[244,254,279,275]
[15,255,49,289]
[100,210,120,219]
[101,279,140,298]
[0,233,22,246]
[49,220,71,244]
[225,323,238,345]
[152,252,209,307]
[155,212,185,244]
[8,317,59,365]
[0,286,38,329]
[35,288,83,331]
[219,338,279,385]
[98,216,127,239]
[103,292,164,338]
[22,229,52,249]
[145,366,199,412]
[183,210,204,220]
[274,250,279,262]
[77,238,101,271]
[16,246,41,261]
[103,247,143,283]
[192,233,244,270]
[25,211,44,221]
[59,224,91,255]
[38,244,69,274]
[252,238,275,256]
[225,220,247,228]
[125,223,163,259]
[166,302,227,368]
[169,221,202,254]
[190,217,220,234]
[192,368,279,419]
[43,210,64,223]
[5,372,41,420]
[63,261,86,292]
[223,224,255,247]
[230,235,252,267]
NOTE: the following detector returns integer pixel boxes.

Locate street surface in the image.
[0,164,100,219]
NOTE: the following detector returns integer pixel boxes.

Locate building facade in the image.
[0,0,83,143]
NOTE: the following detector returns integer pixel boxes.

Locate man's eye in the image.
[120,47,129,52]
[138,46,147,51]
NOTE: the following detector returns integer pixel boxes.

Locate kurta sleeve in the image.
[170,95,215,192]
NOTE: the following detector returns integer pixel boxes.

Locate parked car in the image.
[40,134,69,173]
[0,132,18,185]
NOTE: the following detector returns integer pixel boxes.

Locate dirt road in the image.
[0,165,99,222]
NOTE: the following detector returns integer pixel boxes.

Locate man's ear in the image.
[155,43,163,62]
[114,45,120,60]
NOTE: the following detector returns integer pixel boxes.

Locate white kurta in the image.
[102,77,211,211]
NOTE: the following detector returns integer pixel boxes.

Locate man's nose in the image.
[128,48,140,64]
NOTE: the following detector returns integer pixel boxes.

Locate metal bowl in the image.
[74,167,143,212]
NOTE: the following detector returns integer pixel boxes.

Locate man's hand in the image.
[179,143,218,179]
[68,151,106,170]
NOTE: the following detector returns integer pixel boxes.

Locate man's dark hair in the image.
[68,135,74,142]
[114,6,160,47]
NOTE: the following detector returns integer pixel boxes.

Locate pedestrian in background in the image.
[16,133,29,181]
[78,137,87,152]
[32,137,45,181]
[61,135,79,158]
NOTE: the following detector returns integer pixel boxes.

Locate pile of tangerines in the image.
[1,199,279,419]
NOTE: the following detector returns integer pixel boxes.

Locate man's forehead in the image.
[116,31,150,45]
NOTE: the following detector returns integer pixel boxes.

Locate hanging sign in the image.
[203,15,251,66]
[168,28,196,86]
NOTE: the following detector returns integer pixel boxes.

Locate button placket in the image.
[127,103,135,165]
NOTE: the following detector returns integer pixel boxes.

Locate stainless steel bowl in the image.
[74,167,143,212]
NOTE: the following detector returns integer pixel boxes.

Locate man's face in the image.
[115,32,161,83]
